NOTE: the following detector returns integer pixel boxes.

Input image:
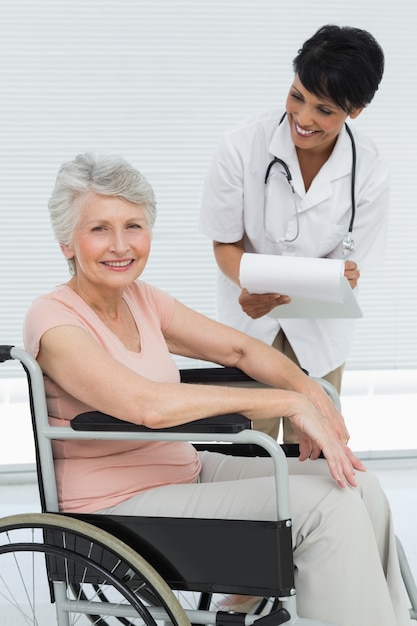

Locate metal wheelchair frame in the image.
[1,344,416,625]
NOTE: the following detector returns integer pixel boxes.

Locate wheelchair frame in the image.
[1,344,416,625]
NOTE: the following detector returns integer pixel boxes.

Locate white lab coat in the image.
[199,109,390,377]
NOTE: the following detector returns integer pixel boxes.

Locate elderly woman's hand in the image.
[284,393,366,488]
[301,377,351,444]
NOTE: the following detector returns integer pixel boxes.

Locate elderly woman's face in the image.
[61,192,152,288]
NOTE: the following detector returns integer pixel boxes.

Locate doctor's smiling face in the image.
[285,75,363,156]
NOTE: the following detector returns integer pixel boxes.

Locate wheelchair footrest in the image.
[216,608,290,626]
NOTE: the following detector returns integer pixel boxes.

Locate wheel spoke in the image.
[0,514,190,626]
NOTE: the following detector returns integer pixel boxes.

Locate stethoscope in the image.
[264,113,357,255]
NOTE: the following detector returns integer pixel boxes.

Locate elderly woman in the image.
[24,153,411,626]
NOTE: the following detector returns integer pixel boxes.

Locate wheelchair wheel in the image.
[0,512,190,626]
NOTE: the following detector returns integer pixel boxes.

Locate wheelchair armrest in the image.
[72,369,254,433]
[180,366,341,410]
[180,366,254,385]
[71,411,251,434]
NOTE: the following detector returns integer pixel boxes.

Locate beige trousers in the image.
[98,455,411,626]
[253,330,344,443]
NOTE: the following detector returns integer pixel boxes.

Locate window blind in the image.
[1,0,416,377]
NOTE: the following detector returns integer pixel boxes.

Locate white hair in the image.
[48,153,157,274]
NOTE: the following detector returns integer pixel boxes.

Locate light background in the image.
[0,0,416,458]
[1,0,417,374]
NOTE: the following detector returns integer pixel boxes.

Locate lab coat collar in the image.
[268,116,352,209]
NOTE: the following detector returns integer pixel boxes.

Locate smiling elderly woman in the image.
[23,153,411,626]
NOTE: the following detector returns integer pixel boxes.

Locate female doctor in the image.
[199,24,390,442]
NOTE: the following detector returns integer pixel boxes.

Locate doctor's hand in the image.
[238,288,291,319]
[344,260,360,289]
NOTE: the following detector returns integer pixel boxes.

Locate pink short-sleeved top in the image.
[23,281,201,513]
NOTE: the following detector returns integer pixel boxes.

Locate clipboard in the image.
[239,253,362,319]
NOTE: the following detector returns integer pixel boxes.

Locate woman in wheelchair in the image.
[23,153,412,626]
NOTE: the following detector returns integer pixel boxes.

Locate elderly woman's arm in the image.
[165,300,349,441]
[37,301,364,489]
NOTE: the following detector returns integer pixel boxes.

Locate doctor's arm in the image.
[213,239,290,319]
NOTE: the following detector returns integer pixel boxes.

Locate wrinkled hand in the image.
[238,288,291,319]
[286,394,366,488]
[344,260,360,289]
[303,378,350,446]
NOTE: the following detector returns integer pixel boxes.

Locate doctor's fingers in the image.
[239,290,290,319]
[344,261,360,289]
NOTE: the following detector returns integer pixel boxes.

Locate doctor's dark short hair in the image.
[293,24,385,113]
[48,153,157,273]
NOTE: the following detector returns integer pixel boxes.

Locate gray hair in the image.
[48,153,157,274]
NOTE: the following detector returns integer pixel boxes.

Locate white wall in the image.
[1,0,417,380]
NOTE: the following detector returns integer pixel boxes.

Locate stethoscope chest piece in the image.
[342,233,355,255]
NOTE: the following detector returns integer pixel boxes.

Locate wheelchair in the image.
[1,344,416,626]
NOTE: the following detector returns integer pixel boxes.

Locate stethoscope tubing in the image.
[264,115,357,252]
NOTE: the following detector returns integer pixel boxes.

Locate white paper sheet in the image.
[239,253,362,319]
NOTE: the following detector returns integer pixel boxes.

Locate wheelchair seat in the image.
[69,410,294,599]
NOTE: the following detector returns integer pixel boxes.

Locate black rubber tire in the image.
[0,512,190,626]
